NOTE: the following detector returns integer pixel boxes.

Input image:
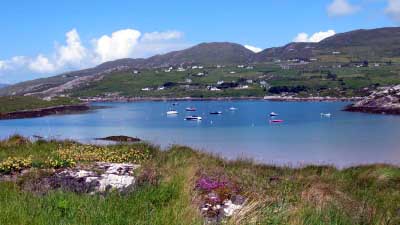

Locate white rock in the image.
[223,200,243,217]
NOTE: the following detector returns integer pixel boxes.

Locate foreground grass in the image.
[0,136,399,224]
[0,96,81,114]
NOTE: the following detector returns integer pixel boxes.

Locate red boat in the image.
[270,119,284,123]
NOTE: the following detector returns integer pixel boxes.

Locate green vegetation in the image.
[0,96,81,114]
[0,135,399,224]
[70,62,400,98]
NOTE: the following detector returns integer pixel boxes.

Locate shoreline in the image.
[0,104,91,120]
[79,96,363,103]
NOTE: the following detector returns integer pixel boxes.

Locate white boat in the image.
[229,107,238,111]
[320,113,332,117]
[270,112,278,117]
[166,110,179,115]
[185,116,202,121]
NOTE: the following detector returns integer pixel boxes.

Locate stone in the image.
[53,162,140,194]
[222,200,243,217]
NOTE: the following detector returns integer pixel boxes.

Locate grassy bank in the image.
[0,96,81,114]
[0,135,399,224]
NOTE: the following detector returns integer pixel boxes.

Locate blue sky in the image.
[0,0,399,83]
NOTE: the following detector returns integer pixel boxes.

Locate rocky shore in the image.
[0,104,91,120]
[344,85,400,115]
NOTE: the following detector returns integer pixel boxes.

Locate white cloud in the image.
[93,29,142,62]
[386,0,400,22]
[293,33,309,42]
[29,55,56,73]
[293,30,336,43]
[141,31,183,42]
[244,45,263,53]
[56,29,88,67]
[0,28,188,83]
[327,0,360,17]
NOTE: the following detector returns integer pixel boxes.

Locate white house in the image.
[230,71,236,74]
[217,80,224,85]
[158,86,165,90]
[191,66,198,69]
[185,78,192,83]
[177,67,186,72]
[209,87,221,91]
[141,87,151,91]
[237,65,245,68]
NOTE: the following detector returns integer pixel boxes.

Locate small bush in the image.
[0,156,32,174]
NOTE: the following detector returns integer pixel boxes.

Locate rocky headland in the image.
[345,85,400,115]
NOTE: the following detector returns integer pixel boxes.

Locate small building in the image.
[191,66,198,69]
[217,80,224,85]
[230,71,236,74]
[237,65,245,68]
[246,79,253,84]
[177,67,185,72]
[158,86,165,91]
[141,87,151,91]
[185,78,192,83]
[132,70,140,74]
[209,87,221,91]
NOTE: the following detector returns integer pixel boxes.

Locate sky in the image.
[0,0,399,84]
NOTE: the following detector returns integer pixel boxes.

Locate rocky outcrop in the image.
[53,162,140,194]
[345,85,400,114]
[95,136,141,142]
[0,104,90,120]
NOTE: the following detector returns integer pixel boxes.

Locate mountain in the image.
[255,27,400,61]
[0,83,8,89]
[0,42,255,96]
[1,27,400,97]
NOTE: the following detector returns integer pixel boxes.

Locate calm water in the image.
[1,100,399,167]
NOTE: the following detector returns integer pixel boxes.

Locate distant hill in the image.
[255,27,400,61]
[1,27,400,97]
[0,83,9,89]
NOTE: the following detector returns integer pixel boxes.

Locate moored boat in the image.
[320,113,332,118]
[185,116,202,121]
[229,107,238,111]
[210,111,223,115]
[166,110,179,115]
[270,119,284,123]
[185,107,197,111]
[270,112,278,117]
